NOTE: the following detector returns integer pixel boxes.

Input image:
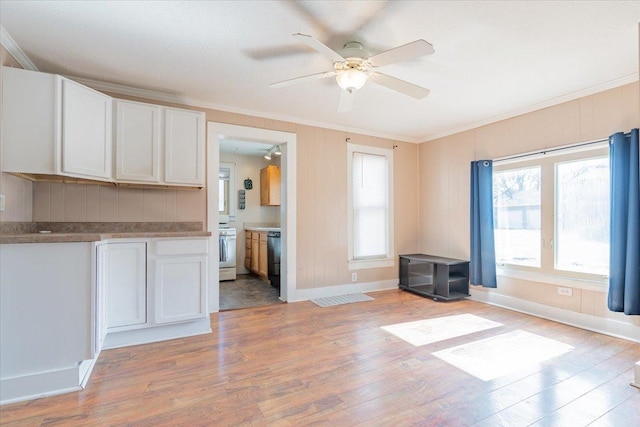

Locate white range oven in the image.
[219,226,237,281]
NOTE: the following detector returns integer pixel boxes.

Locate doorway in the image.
[207,123,297,313]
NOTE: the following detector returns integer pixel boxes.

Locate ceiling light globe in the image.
[336,69,368,93]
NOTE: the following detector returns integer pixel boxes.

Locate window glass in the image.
[555,157,609,275]
[353,152,389,258]
[493,167,541,267]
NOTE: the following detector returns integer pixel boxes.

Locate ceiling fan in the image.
[270,33,434,112]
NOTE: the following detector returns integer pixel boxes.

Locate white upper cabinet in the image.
[114,100,161,183]
[2,67,113,182]
[164,107,205,186]
[114,100,205,187]
[61,79,112,179]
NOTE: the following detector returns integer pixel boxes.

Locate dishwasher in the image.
[267,231,281,289]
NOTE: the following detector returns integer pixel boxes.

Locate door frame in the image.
[206,122,297,312]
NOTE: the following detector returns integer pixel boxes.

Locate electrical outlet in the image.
[351,272,357,282]
[557,287,573,297]
[0,194,5,212]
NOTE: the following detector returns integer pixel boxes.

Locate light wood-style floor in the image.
[2,290,639,426]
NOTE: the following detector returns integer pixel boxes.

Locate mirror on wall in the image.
[219,162,235,219]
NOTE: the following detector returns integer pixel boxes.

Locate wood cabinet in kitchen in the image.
[105,242,147,329]
[260,165,281,206]
[114,99,205,186]
[259,233,268,278]
[245,232,252,270]
[2,67,112,181]
[251,232,259,273]
[246,231,268,280]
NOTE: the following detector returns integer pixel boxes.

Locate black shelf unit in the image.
[399,254,470,301]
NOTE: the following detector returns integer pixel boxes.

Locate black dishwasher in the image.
[267,231,281,289]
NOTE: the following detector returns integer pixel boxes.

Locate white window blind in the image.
[352,151,389,259]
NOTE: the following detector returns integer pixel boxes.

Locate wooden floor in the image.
[2,290,639,426]
[219,274,283,311]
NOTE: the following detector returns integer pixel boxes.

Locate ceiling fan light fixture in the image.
[336,68,368,93]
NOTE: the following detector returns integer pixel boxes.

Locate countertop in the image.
[0,222,211,244]
[244,227,281,232]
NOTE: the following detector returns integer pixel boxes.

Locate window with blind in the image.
[347,143,394,270]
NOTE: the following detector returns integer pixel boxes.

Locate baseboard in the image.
[469,289,640,343]
[632,361,640,389]
[1,365,85,405]
[102,318,212,349]
[292,279,398,302]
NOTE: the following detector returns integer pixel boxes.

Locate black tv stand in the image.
[399,254,470,301]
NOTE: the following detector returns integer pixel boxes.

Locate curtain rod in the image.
[493,137,608,164]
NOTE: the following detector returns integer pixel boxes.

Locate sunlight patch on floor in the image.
[381,313,502,346]
[433,330,574,381]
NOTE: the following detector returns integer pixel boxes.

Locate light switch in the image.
[0,194,5,212]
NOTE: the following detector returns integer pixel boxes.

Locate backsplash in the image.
[0,173,33,222]
[32,182,206,224]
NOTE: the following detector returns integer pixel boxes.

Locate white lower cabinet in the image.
[154,255,207,324]
[105,242,147,329]
[102,237,210,349]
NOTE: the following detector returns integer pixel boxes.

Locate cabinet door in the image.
[260,165,281,206]
[61,79,112,180]
[154,255,207,324]
[251,237,259,272]
[164,108,205,185]
[259,238,268,278]
[1,67,59,175]
[115,100,161,183]
[106,242,147,329]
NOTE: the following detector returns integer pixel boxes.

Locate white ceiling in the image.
[1,1,639,143]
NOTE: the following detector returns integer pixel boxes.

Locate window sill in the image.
[496,267,608,293]
[348,258,395,271]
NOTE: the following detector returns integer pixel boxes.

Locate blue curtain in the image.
[608,129,640,315]
[470,160,497,288]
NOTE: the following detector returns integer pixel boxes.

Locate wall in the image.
[0,45,32,222]
[219,151,280,274]
[417,81,640,330]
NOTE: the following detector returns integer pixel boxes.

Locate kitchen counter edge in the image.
[0,231,212,244]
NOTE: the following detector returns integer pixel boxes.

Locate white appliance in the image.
[219,226,237,281]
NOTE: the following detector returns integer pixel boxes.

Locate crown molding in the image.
[420,73,639,142]
[0,26,38,71]
[67,75,421,144]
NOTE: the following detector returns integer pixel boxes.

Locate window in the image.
[347,143,394,269]
[493,146,609,281]
[219,163,235,218]
[493,166,541,267]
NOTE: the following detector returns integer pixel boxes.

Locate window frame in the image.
[493,145,609,286]
[347,143,394,270]
[219,162,235,220]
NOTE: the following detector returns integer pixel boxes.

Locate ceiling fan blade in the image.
[337,89,354,113]
[270,71,335,88]
[293,33,345,63]
[369,72,430,99]
[369,39,434,67]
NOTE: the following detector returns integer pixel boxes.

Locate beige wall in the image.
[32,182,206,224]
[0,45,32,222]
[219,151,280,274]
[417,81,640,326]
